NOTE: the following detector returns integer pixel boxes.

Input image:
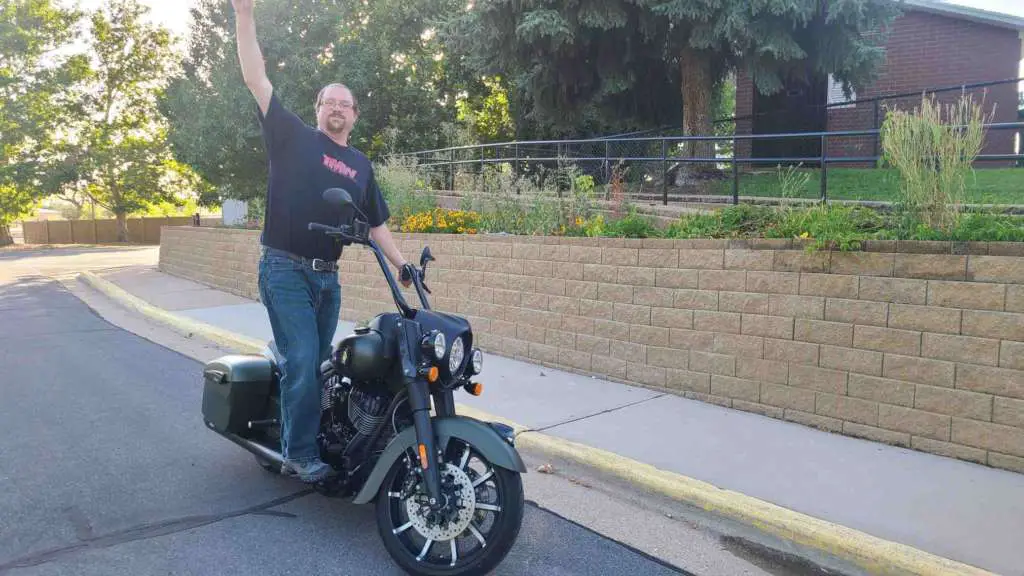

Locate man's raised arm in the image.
[231,0,272,115]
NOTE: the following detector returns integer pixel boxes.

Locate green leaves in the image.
[452,0,898,140]
[0,0,86,240]
[161,0,470,205]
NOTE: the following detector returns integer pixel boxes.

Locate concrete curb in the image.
[79,270,994,576]
[79,271,266,355]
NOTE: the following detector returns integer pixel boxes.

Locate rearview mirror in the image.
[323,187,353,208]
[420,246,435,268]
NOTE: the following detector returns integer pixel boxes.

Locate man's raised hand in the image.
[231,0,254,14]
[231,0,271,114]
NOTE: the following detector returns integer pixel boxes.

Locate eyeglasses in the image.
[320,98,355,110]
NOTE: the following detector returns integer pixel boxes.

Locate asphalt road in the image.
[0,247,828,576]
[0,271,691,576]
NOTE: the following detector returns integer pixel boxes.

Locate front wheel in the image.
[375,438,524,576]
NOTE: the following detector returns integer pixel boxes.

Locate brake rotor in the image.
[405,462,477,541]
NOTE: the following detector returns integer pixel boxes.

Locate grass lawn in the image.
[710,167,1024,204]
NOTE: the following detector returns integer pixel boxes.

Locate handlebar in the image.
[308,219,431,316]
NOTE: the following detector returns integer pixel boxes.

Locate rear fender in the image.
[352,416,525,505]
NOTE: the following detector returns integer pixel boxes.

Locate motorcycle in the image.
[200,187,526,575]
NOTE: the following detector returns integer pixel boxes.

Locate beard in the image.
[325,114,347,134]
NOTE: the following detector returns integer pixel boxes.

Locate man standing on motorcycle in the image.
[231,0,411,483]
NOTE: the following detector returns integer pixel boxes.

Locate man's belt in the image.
[265,247,338,273]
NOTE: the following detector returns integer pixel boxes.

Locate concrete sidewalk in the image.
[97,265,1024,575]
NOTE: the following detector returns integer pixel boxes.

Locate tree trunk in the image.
[679,48,715,182]
[0,223,13,247]
[116,212,129,243]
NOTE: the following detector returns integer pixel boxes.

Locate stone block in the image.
[724,250,775,271]
[760,383,816,412]
[789,365,847,394]
[694,311,742,334]
[825,299,888,327]
[927,281,1005,311]
[915,384,993,421]
[746,271,800,295]
[952,418,1024,457]
[742,315,795,340]
[795,319,853,347]
[859,277,928,305]
[689,352,736,376]
[770,295,825,320]
[853,325,922,357]
[911,437,986,464]
[922,333,1000,367]
[887,304,961,335]
[879,405,951,441]
[848,374,915,408]
[894,254,966,280]
[816,394,879,426]
[962,310,1024,341]
[719,292,770,315]
[799,273,859,299]
[967,256,1024,284]
[711,375,761,402]
[765,339,819,365]
[956,364,1024,400]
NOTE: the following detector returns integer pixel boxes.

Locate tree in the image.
[447,0,900,156]
[56,0,191,241]
[162,0,472,206]
[0,0,86,245]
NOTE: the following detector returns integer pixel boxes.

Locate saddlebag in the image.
[202,355,273,435]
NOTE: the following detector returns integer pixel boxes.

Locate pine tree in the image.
[447,0,900,153]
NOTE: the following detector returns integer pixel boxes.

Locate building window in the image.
[828,74,856,109]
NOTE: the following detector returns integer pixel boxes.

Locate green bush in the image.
[376,155,436,224]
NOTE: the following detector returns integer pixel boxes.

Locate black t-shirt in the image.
[256,91,389,261]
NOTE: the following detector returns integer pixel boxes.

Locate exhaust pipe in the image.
[217,428,284,468]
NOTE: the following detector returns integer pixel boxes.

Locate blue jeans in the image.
[257,247,341,464]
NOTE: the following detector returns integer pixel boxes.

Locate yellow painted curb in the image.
[80,270,994,576]
[452,409,994,576]
[79,271,266,355]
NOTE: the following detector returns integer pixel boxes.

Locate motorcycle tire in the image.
[374,440,524,576]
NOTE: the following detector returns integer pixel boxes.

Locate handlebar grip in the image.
[308,222,334,233]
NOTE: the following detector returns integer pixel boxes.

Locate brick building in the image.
[734,0,1024,164]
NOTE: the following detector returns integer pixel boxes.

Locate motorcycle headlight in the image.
[433,332,446,361]
[471,348,483,375]
[449,336,465,374]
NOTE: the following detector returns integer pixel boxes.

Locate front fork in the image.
[396,318,450,510]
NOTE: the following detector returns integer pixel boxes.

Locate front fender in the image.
[352,416,526,505]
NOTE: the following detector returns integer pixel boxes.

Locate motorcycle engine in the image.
[347,387,389,436]
[318,374,392,470]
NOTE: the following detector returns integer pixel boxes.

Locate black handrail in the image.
[401,120,1024,205]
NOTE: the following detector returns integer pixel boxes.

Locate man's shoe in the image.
[281,458,331,483]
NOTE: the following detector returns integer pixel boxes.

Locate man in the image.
[231,0,411,483]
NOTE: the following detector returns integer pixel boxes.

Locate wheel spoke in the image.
[459,445,471,470]
[476,503,501,513]
[417,539,433,562]
[472,469,494,488]
[450,539,458,566]
[467,522,487,547]
[393,520,414,535]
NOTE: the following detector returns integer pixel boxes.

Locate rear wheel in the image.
[375,439,524,575]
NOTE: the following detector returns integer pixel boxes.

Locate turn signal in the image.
[464,382,484,396]
[427,367,440,383]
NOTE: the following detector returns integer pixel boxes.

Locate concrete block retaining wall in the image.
[159,226,1024,473]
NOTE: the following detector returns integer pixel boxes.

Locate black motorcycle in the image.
[200,188,526,575]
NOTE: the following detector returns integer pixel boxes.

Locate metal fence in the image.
[401,77,1024,206]
[402,122,1024,206]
